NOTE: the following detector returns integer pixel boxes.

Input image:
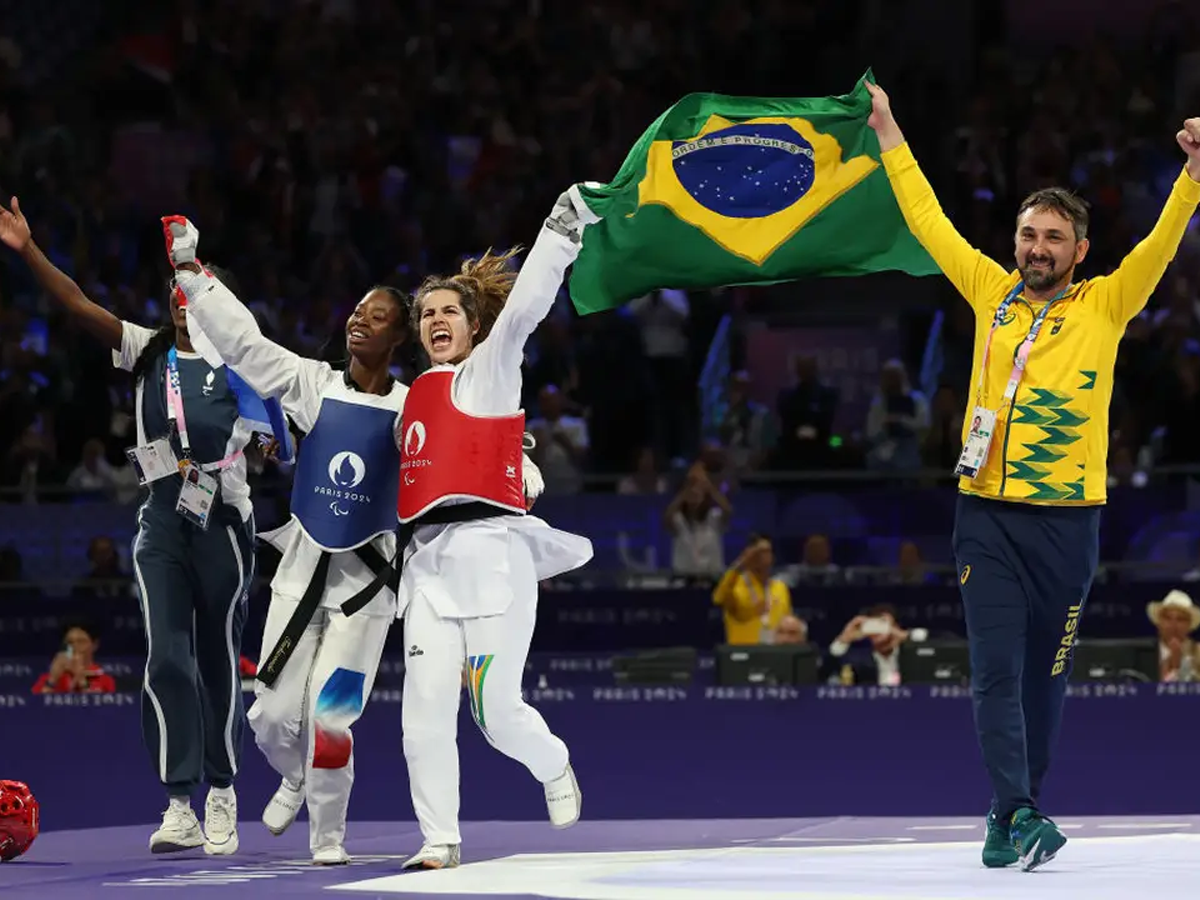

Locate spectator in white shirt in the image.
[664,463,731,581]
[66,438,120,495]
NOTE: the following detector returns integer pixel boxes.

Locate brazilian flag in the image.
[567,70,940,314]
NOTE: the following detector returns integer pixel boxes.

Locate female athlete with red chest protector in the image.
[396,188,600,870]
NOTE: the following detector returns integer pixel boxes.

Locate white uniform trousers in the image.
[248,592,391,852]
[401,536,569,846]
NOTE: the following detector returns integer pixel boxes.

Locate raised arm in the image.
[865,84,1013,312]
[1096,120,1200,324]
[0,197,123,350]
[164,218,332,428]
[472,188,600,380]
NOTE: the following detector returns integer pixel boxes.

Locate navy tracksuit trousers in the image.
[952,493,1100,822]
[133,500,256,798]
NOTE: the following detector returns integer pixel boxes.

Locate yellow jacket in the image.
[712,568,792,645]
[882,143,1200,504]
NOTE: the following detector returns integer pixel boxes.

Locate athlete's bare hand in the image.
[0,197,31,253]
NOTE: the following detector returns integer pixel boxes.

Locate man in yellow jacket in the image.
[711,534,793,645]
[866,79,1200,873]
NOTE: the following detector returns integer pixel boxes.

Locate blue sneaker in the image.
[982,809,1018,868]
[1010,807,1067,871]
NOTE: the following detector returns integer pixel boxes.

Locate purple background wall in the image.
[4,685,1198,832]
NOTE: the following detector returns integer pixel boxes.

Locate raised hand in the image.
[1177,118,1200,181]
[0,197,31,252]
[864,81,905,152]
[161,215,200,269]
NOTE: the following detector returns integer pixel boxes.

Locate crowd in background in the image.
[2,2,1200,555]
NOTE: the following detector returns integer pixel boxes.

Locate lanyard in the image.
[165,347,191,459]
[975,281,1072,407]
[741,572,772,624]
[165,347,243,473]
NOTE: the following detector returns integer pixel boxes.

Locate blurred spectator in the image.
[780,534,842,587]
[1,424,60,504]
[922,384,965,469]
[71,535,133,602]
[774,614,809,646]
[774,354,838,471]
[65,437,121,496]
[527,384,589,495]
[31,622,116,694]
[887,541,939,586]
[616,447,668,496]
[1148,590,1200,682]
[664,463,731,581]
[711,533,793,645]
[693,439,736,496]
[628,289,691,464]
[715,370,775,476]
[865,359,930,472]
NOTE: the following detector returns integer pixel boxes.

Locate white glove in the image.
[544,184,603,244]
[522,452,544,504]
[161,215,199,268]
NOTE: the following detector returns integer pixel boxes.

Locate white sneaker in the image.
[313,845,350,866]
[149,798,205,853]
[203,786,239,855]
[262,779,304,836]
[544,764,581,829]
[402,843,461,870]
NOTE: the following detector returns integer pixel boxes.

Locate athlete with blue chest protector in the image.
[0,199,290,857]
[165,217,410,864]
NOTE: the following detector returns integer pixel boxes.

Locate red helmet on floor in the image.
[0,781,39,862]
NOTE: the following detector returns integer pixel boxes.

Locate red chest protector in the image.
[397,369,526,522]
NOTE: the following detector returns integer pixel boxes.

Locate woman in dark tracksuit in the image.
[0,197,256,856]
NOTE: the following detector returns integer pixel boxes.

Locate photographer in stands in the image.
[31,622,116,694]
[824,605,911,686]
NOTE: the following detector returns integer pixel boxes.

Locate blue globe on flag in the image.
[671,123,817,219]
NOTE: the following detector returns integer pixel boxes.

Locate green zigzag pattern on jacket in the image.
[1006,386,1088,501]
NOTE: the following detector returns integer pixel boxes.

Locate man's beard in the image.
[1019,258,1061,291]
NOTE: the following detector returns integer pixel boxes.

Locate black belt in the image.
[257,502,510,686]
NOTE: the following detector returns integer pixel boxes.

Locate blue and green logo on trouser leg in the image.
[466,654,495,736]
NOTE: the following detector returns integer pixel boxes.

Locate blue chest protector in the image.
[290,397,400,551]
